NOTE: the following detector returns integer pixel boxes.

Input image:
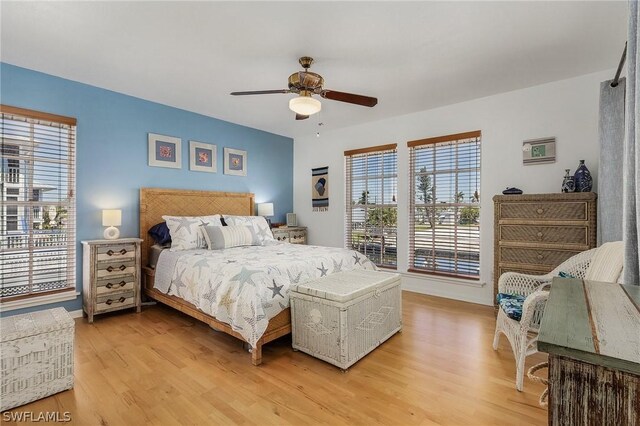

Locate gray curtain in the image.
[598,78,625,244]
[623,0,640,285]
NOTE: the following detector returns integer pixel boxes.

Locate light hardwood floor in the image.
[3,292,548,425]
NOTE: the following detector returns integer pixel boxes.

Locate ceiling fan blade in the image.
[230,89,290,96]
[321,90,378,107]
[295,114,309,120]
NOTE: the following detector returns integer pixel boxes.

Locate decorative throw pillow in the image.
[557,271,576,278]
[496,293,526,321]
[201,225,259,250]
[223,215,274,243]
[163,215,223,251]
[148,222,172,245]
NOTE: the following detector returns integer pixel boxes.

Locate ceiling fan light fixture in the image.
[289,96,321,116]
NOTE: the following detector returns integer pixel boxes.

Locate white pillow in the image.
[224,215,274,244]
[163,215,223,251]
[201,225,260,250]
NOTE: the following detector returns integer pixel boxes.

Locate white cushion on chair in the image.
[584,241,624,282]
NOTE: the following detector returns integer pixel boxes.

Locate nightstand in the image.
[272,226,307,244]
[81,238,143,323]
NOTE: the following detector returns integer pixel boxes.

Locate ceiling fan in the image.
[230,56,378,120]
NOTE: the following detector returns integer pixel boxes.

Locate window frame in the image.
[0,105,77,308]
[407,131,481,280]
[344,143,398,269]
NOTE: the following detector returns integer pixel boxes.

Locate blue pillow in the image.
[558,271,576,278]
[148,222,171,245]
[496,293,526,321]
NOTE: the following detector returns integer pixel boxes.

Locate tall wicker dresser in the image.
[493,193,597,306]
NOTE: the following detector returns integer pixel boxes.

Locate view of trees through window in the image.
[409,132,481,278]
[345,145,398,268]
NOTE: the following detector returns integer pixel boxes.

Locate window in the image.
[32,189,41,218]
[3,144,20,183]
[1,105,77,300]
[408,131,481,279]
[5,188,19,232]
[345,144,397,268]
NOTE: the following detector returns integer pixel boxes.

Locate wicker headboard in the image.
[139,188,255,267]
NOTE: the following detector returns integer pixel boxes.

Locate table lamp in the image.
[257,203,274,227]
[102,209,122,239]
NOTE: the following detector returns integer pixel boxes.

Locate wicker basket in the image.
[1,307,75,411]
[291,270,402,370]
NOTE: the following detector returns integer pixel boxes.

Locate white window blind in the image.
[408,131,481,279]
[1,106,77,300]
[345,144,397,268]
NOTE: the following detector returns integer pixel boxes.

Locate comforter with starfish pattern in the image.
[154,242,377,347]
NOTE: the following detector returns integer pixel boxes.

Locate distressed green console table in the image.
[538,278,640,425]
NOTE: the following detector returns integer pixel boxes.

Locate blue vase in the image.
[573,160,592,192]
[561,169,575,193]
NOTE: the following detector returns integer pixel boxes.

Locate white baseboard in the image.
[68,309,84,319]
[400,274,492,306]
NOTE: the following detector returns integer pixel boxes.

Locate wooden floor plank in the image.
[2,291,547,425]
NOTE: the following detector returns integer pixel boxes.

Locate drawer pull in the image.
[105,296,126,306]
[105,280,126,289]
[106,249,127,256]
[536,208,544,214]
[105,265,127,273]
[537,253,544,260]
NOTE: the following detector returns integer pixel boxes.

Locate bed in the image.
[139,188,376,365]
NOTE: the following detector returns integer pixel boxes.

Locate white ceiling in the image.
[1,1,628,139]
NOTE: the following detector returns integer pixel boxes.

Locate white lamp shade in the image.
[102,209,122,227]
[289,96,321,116]
[257,203,274,217]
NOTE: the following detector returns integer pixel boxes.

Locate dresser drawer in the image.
[96,260,136,278]
[500,225,588,246]
[96,276,135,295]
[500,247,579,268]
[498,266,550,279]
[95,291,135,313]
[498,202,587,221]
[96,244,136,262]
[289,232,306,244]
[273,231,289,242]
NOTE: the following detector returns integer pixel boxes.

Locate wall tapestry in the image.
[312,166,329,211]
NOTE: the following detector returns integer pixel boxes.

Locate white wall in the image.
[293,69,614,306]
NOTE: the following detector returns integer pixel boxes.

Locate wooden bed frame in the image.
[139,187,291,365]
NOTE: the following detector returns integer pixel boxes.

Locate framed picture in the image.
[189,141,217,173]
[224,147,247,176]
[148,133,182,169]
[286,213,297,227]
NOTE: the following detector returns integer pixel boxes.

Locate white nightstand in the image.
[272,226,307,244]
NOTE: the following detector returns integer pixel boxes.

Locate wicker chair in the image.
[492,243,623,391]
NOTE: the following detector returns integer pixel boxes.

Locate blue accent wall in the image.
[0,63,293,315]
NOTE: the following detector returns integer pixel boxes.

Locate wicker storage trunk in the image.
[291,270,401,370]
[0,307,75,411]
